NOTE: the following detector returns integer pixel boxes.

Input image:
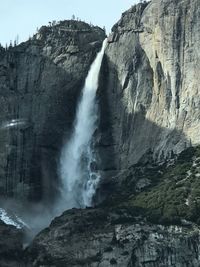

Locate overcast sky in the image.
[0,0,139,46]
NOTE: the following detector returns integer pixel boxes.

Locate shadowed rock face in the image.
[0,20,105,202]
[0,221,23,267]
[98,0,200,173]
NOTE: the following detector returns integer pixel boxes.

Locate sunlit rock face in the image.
[0,20,105,202]
[98,0,200,173]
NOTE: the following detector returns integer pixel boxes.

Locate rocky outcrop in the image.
[25,208,200,267]
[5,144,199,267]
[98,0,200,174]
[0,21,105,202]
[0,221,23,266]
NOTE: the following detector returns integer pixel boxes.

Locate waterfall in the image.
[59,39,107,209]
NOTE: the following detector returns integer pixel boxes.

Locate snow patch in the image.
[0,208,28,229]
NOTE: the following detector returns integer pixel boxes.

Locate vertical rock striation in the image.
[98,0,200,173]
[0,21,105,202]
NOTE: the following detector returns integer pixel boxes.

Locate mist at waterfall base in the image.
[58,39,107,211]
[0,39,107,243]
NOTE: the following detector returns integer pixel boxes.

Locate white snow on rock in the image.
[0,208,28,229]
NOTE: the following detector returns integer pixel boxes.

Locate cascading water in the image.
[59,39,107,209]
[0,39,107,243]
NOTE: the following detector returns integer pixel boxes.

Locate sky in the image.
[0,0,139,47]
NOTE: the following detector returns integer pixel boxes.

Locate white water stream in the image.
[59,39,107,209]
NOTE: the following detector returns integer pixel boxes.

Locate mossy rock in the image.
[102,146,200,226]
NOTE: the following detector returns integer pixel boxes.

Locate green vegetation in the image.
[103,146,200,225]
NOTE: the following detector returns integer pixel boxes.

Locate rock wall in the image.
[98,0,200,172]
[0,21,105,202]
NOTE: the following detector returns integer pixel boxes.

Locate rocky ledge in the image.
[23,145,200,266]
[24,207,200,267]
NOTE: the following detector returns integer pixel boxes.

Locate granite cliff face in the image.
[0,21,105,202]
[98,0,200,173]
[24,1,200,266]
[1,0,200,266]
